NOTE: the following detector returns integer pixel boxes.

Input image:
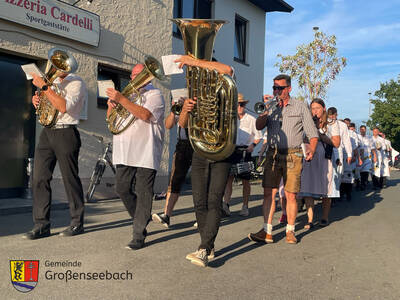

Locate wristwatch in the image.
[41,84,49,91]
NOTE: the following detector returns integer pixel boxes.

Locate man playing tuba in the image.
[106,63,165,250]
[24,50,87,240]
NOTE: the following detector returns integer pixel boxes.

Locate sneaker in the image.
[186,248,215,261]
[222,202,231,216]
[286,231,297,244]
[152,213,170,228]
[248,229,273,243]
[279,214,287,224]
[190,248,208,267]
[23,226,50,240]
[125,239,144,250]
[193,222,198,228]
[59,225,84,237]
[239,206,249,216]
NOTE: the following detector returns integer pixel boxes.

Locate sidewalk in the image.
[0,177,118,216]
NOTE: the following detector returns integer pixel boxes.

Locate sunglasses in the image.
[238,102,246,107]
[272,85,288,91]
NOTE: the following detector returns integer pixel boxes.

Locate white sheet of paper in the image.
[97,80,115,98]
[21,63,44,80]
[171,88,188,103]
[162,55,183,76]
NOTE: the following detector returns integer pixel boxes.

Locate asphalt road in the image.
[1,171,399,299]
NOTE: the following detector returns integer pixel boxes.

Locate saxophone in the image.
[172,18,238,161]
[36,48,78,127]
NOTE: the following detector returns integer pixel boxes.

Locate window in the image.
[97,65,130,109]
[173,0,212,38]
[234,14,248,64]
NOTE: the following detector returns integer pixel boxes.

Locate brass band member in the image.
[106,64,165,250]
[248,74,318,244]
[178,55,235,267]
[24,54,87,239]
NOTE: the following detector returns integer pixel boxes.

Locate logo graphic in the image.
[10,260,39,293]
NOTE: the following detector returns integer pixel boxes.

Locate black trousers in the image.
[33,127,84,228]
[168,139,193,193]
[115,165,156,241]
[360,172,369,188]
[191,152,231,254]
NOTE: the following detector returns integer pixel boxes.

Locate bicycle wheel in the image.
[86,162,105,203]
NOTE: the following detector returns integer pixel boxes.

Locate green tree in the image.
[275,29,346,102]
[367,76,400,150]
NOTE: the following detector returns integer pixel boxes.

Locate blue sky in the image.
[264,0,400,126]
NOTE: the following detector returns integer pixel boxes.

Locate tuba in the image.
[172,18,238,161]
[106,56,165,135]
[36,48,78,127]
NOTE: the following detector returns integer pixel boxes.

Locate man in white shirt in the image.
[359,125,377,190]
[24,59,88,240]
[223,93,262,217]
[380,133,392,187]
[371,128,386,189]
[106,64,165,250]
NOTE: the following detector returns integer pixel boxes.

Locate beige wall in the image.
[0,0,173,192]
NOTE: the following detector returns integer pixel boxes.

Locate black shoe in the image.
[125,239,144,250]
[23,226,50,240]
[59,225,84,237]
[152,213,170,228]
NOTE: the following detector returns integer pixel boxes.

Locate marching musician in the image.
[222,93,262,217]
[177,55,235,267]
[24,53,87,239]
[248,74,318,244]
[106,63,165,250]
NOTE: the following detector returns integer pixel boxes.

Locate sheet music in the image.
[161,55,183,76]
[21,63,44,80]
[97,80,115,98]
[170,88,188,103]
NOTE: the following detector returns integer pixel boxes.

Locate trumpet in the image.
[254,96,279,114]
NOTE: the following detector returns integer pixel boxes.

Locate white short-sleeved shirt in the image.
[359,134,376,158]
[53,74,88,125]
[326,120,340,138]
[348,130,359,150]
[236,113,262,146]
[338,120,352,158]
[113,84,165,170]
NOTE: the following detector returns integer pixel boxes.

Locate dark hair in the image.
[310,98,328,131]
[349,122,356,128]
[273,74,291,86]
[327,107,337,115]
[360,125,366,129]
[344,118,351,122]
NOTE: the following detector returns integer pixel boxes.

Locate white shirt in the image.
[338,120,352,158]
[113,84,165,170]
[348,129,359,150]
[359,134,376,158]
[53,74,88,125]
[236,113,262,146]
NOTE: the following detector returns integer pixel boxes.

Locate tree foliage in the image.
[275,29,346,102]
[367,76,400,150]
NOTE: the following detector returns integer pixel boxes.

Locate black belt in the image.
[50,124,77,129]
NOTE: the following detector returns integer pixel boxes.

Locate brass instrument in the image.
[106,56,166,135]
[36,48,78,127]
[172,18,238,161]
[254,96,279,114]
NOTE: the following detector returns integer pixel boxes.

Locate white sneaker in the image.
[186,248,215,261]
[190,248,208,267]
[239,206,249,216]
[222,202,231,216]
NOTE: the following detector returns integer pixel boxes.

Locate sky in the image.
[263,0,400,127]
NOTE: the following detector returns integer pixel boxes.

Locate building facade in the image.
[0,0,292,199]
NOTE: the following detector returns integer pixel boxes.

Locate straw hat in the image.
[238,93,249,104]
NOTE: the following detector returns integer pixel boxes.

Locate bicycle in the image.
[85,134,116,203]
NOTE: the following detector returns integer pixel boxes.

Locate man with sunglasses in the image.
[248,74,318,244]
[223,93,262,217]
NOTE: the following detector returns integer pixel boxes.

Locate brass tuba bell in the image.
[106,56,166,135]
[36,48,78,127]
[172,18,238,161]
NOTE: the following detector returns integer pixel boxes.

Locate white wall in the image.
[0,0,174,191]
